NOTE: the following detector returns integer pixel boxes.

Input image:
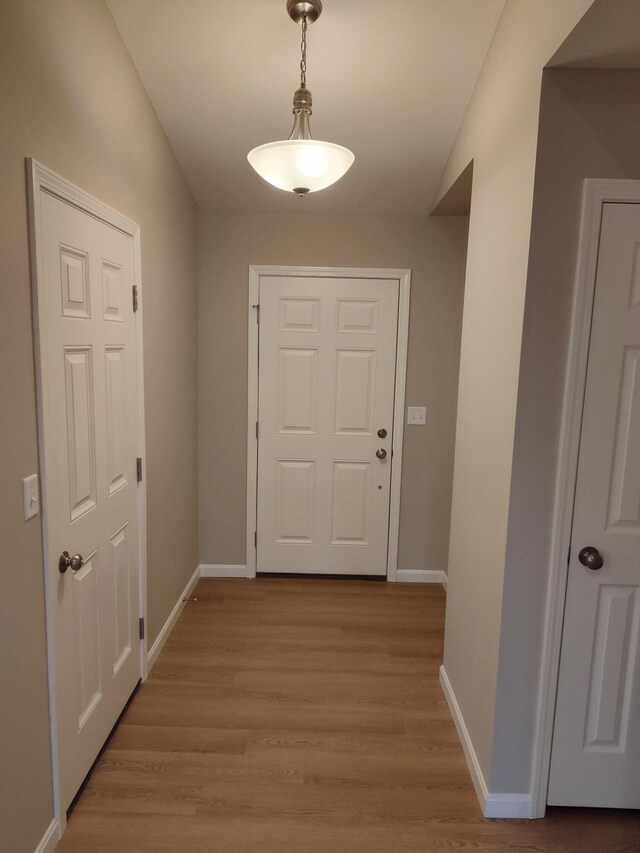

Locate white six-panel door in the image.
[548,202,640,808]
[256,275,400,576]
[37,188,142,811]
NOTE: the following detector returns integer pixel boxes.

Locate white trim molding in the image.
[147,566,200,672]
[246,265,411,581]
[529,179,640,819]
[396,569,444,584]
[199,564,248,578]
[34,819,60,853]
[441,572,448,592]
[439,666,531,819]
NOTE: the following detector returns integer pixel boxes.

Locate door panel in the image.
[64,347,97,519]
[334,350,376,434]
[607,347,640,530]
[276,460,316,543]
[72,551,101,728]
[331,461,371,544]
[257,275,399,576]
[278,347,319,433]
[111,523,133,675]
[549,202,640,808]
[39,189,141,811]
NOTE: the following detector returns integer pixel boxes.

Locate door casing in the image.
[27,159,148,835]
[246,265,411,580]
[531,179,640,818]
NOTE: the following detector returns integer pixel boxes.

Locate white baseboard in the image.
[147,565,200,672]
[34,819,60,853]
[439,665,531,819]
[396,569,444,584]
[442,572,448,592]
[483,792,532,819]
[199,564,248,578]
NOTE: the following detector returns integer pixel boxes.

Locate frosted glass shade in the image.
[247,139,354,194]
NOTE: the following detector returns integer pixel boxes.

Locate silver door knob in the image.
[376,448,387,460]
[578,546,603,571]
[59,551,84,573]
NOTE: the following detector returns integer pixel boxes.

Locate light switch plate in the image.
[23,474,39,521]
[407,406,427,425]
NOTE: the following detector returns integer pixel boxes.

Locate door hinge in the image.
[132,285,139,312]
[252,303,260,323]
[139,617,145,640]
[136,457,143,483]
[256,421,259,439]
[254,530,257,549]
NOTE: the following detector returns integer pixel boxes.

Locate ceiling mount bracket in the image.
[286,0,322,25]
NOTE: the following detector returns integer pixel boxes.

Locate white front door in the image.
[36,187,142,811]
[256,275,399,576]
[548,202,640,808]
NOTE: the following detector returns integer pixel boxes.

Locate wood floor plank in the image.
[57,578,640,852]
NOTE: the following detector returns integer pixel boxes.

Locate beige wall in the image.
[198,211,468,573]
[493,68,640,792]
[0,2,198,849]
[435,0,594,787]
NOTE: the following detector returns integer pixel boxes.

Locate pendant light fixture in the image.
[247,0,354,196]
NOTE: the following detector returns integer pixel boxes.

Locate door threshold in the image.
[257,572,386,581]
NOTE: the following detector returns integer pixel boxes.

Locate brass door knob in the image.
[59,551,84,573]
[578,546,603,571]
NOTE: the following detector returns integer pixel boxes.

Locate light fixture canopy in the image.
[247,0,354,196]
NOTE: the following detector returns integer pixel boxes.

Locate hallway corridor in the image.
[58,579,640,852]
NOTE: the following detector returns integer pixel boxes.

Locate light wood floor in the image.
[58,578,640,852]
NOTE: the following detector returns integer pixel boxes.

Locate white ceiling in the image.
[106,0,506,215]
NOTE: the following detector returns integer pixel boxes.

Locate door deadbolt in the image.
[377,428,388,438]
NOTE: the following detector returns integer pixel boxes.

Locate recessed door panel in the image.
[279,297,320,332]
[607,347,640,530]
[64,347,97,521]
[628,242,640,309]
[111,524,132,676]
[72,550,102,730]
[60,247,90,319]
[105,346,128,495]
[278,347,318,434]
[334,350,376,435]
[102,262,124,322]
[331,462,371,545]
[337,298,379,333]
[584,586,639,749]
[276,460,316,543]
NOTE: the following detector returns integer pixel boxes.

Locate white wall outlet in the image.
[23,474,39,521]
[407,406,427,425]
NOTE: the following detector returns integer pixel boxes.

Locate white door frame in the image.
[27,159,148,834]
[530,179,640,818]
[246,265,411,580]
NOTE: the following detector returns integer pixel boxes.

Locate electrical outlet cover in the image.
[407,406,427,425]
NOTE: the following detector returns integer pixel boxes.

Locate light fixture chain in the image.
[300,13,307,88]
